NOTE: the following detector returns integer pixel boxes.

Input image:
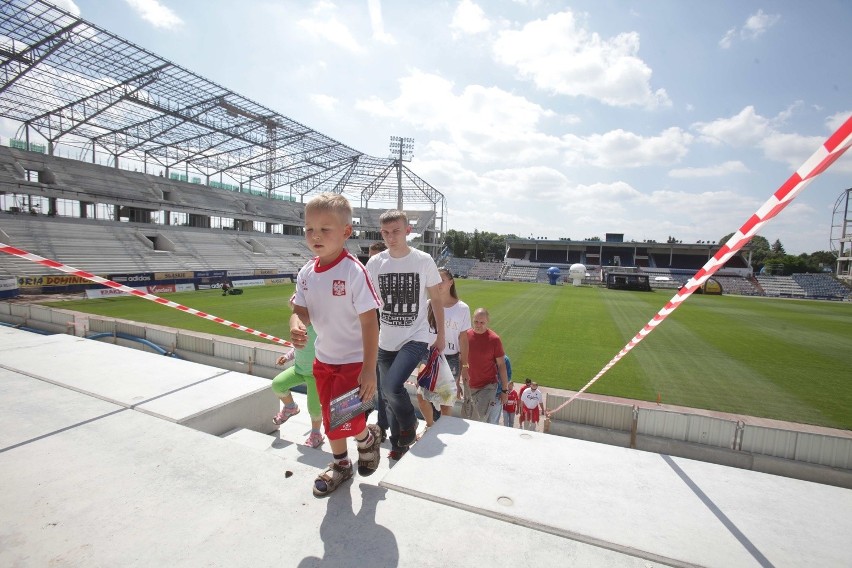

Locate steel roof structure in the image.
[0,0,444,227]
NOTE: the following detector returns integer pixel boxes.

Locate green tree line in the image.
[718,233,836,275]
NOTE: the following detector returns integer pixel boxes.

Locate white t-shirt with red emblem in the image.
[294,250,381,365]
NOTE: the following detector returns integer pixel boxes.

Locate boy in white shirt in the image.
[292,193,383,496]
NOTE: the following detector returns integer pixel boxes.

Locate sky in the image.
[34,0,852,253]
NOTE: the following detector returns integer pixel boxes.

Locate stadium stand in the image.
[0,214,315,277]
[791,273,852,300]
[756,275,807,298]
[711,275,762,296]
[503,264,539,281]
[442,257,478,277]
[468,261,502,280]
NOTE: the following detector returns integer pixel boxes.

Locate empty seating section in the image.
[0,146,306,226]
[468,261,502,280]
[502,264,539,281]
[756,275,806,298]
[711,275,761,296]
[0,215,314,277]
[791,273,852,299]
[442,257,477,277]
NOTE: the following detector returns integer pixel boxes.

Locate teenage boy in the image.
[366,210,444,460]
[292,193,383,497]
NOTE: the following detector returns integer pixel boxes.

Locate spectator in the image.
[416,267,471,429]
[520,381,545,431]
[368,241,387,257]
[270,299,324,448]
[366,239,388,442]
[292,193,382,497]
[463,308,509,421]
[518,378,532,429]
[502,380,518,428]
[366,210,443,460]
[487,354,512,424]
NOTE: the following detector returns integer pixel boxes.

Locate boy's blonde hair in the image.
[305,192,352,225]
[379,209,408,225]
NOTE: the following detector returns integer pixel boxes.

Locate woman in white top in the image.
[417,268,472,426]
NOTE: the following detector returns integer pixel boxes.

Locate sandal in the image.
[312,461,353,497]
[357,424,382,476]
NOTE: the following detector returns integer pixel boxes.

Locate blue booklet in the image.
[329,387,374,429]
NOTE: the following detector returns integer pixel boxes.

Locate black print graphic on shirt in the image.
[378,272,419,327]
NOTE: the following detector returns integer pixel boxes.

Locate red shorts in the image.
[313,360,367,440]
[521,406,540,423]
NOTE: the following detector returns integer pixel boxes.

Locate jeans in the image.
[378,341,428,451]
[502,410,515,428]
[486,395,502,424]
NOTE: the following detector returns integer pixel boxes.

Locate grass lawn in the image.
[45,281,852,430]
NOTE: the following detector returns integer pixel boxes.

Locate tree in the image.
[771,239,785,255]
[720,233,771,270]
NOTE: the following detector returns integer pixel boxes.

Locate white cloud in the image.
[742,9,781,40]
[356,70,560,163]
[450,0,491,36]
[669,161,749,178]
[492,10,670,108]
[124,0,183,30]
[719,9,780,49]
[309,94,338,112]
[298,2,363,52]
[48,0,81,16]
[826,111,852,132]
[694,106,852,173]
[563,127,692,168]
[367,0,396,44]
[693,106,771,146]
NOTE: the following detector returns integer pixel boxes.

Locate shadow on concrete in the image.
[662,454,775,568]
[298,483,398,568]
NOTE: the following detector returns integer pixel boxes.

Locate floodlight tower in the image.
[389,136,414,211]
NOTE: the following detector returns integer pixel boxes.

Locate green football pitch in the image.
[45,281,852,431]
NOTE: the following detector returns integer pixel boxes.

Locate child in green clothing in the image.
[272,305,324,448]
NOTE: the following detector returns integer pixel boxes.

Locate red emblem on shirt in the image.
[332,280,346,296]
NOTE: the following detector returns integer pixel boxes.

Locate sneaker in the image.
[303,431,324,449]
[313,460,353,497]
[272,405,300,425]
[397,419,418,447]
[357,424,382,477]
[388,448,408,461]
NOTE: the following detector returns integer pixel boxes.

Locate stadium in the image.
[1,2,851,567]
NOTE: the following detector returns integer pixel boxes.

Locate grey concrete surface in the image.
[2,328,851,567]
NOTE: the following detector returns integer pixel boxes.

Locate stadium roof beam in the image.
[28,66,169,153]
[0,0,446,252]
[0,20,78,99]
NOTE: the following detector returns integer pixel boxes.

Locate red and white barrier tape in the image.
[0,243,295,358]
[549,114,852,416]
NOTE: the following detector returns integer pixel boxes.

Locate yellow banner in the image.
[17,275,93,288]
[154,271,194,280]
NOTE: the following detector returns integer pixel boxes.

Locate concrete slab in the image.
[0,332,231,407]
[381,417,852,567]
[135,371,277,435]
[0,374,660,568]
[0,367,125,452]
[1,329,276,434]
